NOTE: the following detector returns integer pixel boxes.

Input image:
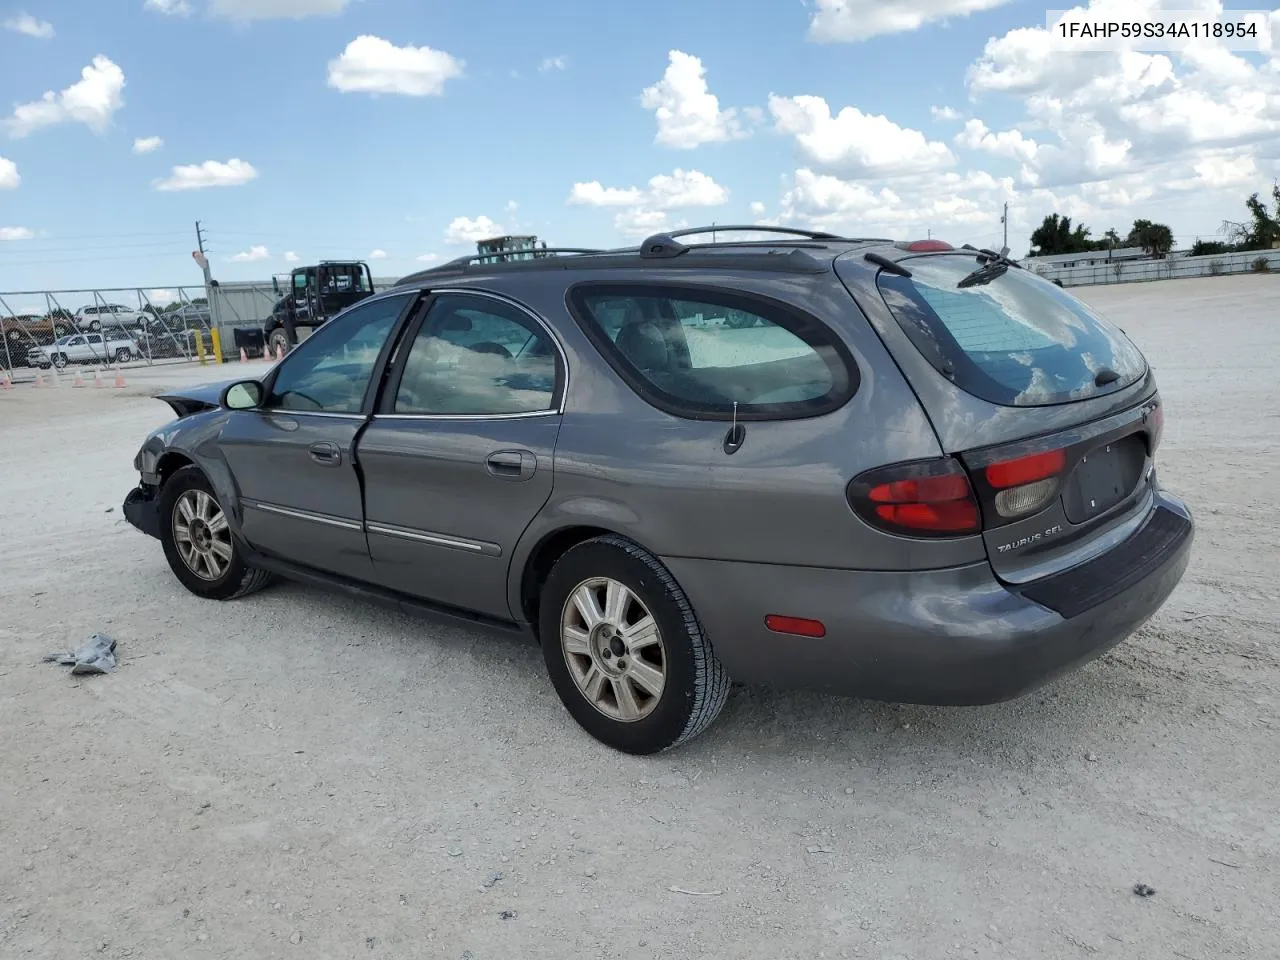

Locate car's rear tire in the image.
[158,465,275,601]
[52,353,68,369]
[114,348,131,363]
[538,534,730,754]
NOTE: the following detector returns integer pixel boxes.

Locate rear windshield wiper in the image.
[956,248,1022,289]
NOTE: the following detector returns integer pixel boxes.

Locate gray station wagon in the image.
[122,226,1194,754]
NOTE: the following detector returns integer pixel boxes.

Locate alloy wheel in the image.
[560,577,667,722]
[172,489,233,581]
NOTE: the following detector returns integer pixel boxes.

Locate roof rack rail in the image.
[639,225,850,259]
[664,225,846,241]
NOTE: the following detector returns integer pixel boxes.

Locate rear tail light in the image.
[1146,401,1163,454]
[984,448,1067,519]
[847,458,981,537]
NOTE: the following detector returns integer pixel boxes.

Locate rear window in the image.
[567,283,857,420]
[875,254,1147,406]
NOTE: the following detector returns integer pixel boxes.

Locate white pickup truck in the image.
[27,332,139,369]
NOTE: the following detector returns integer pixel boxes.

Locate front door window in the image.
[265,293,414,414]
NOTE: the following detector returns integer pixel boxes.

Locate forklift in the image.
[265,260,376,355]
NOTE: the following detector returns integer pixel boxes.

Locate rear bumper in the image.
[663,490,1193,706]
[122,484,161,540]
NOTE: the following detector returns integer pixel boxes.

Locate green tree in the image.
[1125,219,1175,258]
[1028,213,1098,256]
[1241,183,1280,250]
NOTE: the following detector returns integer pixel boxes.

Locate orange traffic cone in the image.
[73,370,86,388]
[275,342,284,362]
[240,347,248,363]
[112,370,127,389]
[1,371,12,391]
[94,370,104,388]
[33,370,46,388]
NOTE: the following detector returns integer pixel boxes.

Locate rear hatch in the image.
[835,249,1163,583]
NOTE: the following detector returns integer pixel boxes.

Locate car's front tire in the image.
[158,465,274,601]
[539,535,730,755]
[52,353,68,369]
[114,348,131,364]
[267,327,290,357]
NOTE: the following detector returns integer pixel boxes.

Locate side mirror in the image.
[272,277,280,295]
[221,380,263,410]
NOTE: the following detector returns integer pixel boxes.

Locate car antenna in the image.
[723,401,746,455]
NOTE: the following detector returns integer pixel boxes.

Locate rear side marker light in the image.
[765,615,827,638]
[985,449,1067,519]
[847,458,982,537]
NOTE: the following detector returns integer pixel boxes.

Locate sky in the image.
[2,0,1279,302]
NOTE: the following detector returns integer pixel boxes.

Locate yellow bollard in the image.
[195,332,207,366]
[210,327,224,364]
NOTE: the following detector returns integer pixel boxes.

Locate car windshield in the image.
[875,253,1147,406]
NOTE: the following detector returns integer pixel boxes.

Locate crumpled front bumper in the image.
[122,484,161,540]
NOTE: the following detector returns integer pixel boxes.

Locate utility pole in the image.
[1001,201,1009,252]
[195,220,207,257]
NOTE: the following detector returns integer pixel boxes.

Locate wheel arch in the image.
[514,523,644,640]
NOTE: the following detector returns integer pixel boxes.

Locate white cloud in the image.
[567,182,644,206]
[808,0,1016,42]
[749,200,766,215]
[230,245,270,262]
[154,158,258,191]
[7,56,126,138]
[646,169,729,207]
[961,0,1280,195]
[572,169,728,241]
[369,249,387,259]
[143,0,192,15]
[416,252,440,263]
[0,157,19,190]
[954,118,1040,163]
[147,289,178,306]
[1,226,35,241]
[132,136,164,154]
[640,50,751,148]
[778,167,1017,240]
[4,13,54,38]
[210,0,348,18]
[444,215,503,245]
[614,208,675,240]
[931,105,961,121]
[769,94,955,177]
[570,169,728,210]
[284,251,300,263]
[539,55,568,72]
[328,35,464,97]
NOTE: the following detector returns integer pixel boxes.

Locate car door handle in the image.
[485,449,535,481]
[308,441,342,467]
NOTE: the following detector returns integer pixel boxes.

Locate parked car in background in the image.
[74,303,148,332]
[119,226,1193,755]
[2,314,76,364]
[28,332,138,369]
[138,305,211,358]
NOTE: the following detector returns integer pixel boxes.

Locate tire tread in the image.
[551,534,730,752]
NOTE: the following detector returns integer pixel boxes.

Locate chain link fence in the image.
[0,283,287,381]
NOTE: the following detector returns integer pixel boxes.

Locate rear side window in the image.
[567,283,857,420]
[875,254,1146,406]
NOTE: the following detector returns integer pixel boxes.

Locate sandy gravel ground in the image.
[1,275,1277,960]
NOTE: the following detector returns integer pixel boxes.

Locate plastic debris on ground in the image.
[42,633,118,676]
